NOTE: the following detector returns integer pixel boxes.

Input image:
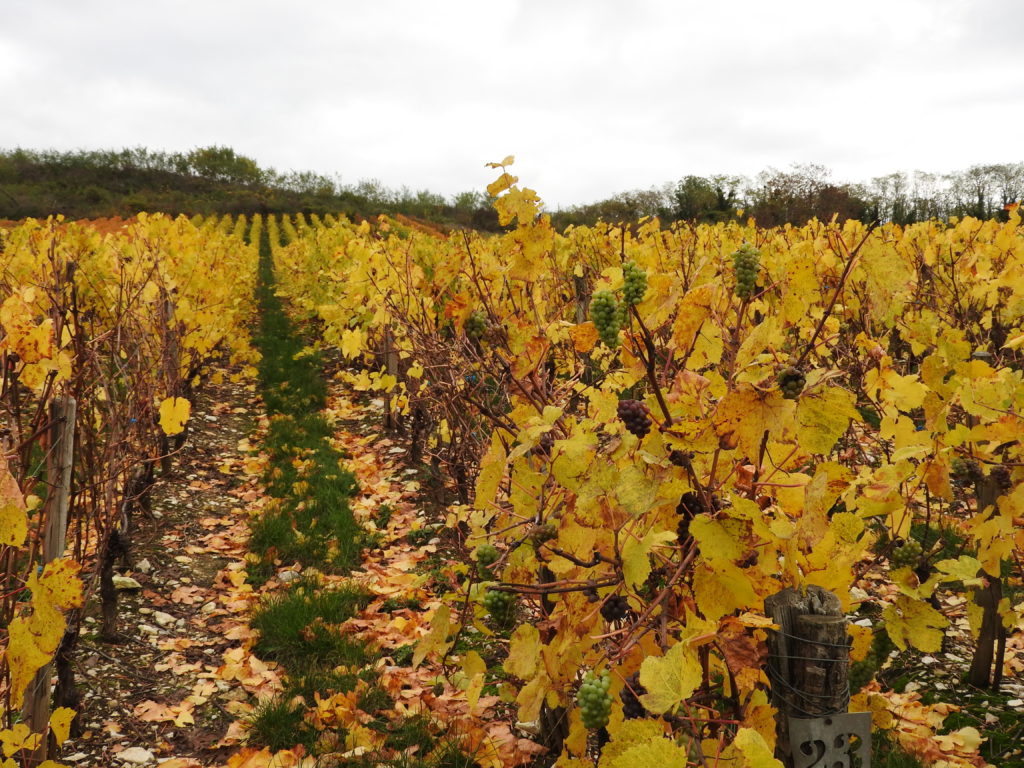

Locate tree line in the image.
[2,146,1021,229]
[551,161,1024,228]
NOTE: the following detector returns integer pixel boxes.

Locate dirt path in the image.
[67,375,272,767]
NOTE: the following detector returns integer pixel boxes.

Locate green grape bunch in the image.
[889,539,923,569]
[731,243,761,300]
[622,260,648,306]
[576,670,613,730]
[474,543,499,576]
[590,290,622,348]
[482,588,516,625]
[528,521,558,548]
[777,366,806,400]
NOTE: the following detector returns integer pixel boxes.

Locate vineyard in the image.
[1,159,1023,768]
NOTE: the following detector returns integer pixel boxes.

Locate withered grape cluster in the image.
[732,243,760,300]
[617,399,652,438]
[464,310,487,340]
[529,521,558,547]
[777,366,806,400]
[622,260,647,306]
[576,670,612,730]
[590,290,622,348]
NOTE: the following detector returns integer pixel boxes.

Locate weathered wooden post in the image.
[765,585,870,768]
[23,396,76,762]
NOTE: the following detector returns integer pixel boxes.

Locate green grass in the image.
[251,577,370,669]
[246,222,363,581]
[249,695,316,753]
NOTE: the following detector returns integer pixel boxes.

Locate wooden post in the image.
[382,326,400,431]
[24,397,76,762]
[765,585,851,767]
[967,474,1007,689]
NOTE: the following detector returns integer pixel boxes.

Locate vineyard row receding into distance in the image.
[1,158,1023,768]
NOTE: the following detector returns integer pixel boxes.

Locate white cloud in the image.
[1,0,1021,207]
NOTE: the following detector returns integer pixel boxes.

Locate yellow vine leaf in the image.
[412,604,451,668]
[505,624,540,680]
[714,386,795,459]
[494,187,541,227]
[795,386,858,455]
[461,650,486,712]
[473,432,507,510]
[882,595,948,652]
[604,736,689,768]
[50,707,76,746]
[0,455,27,547]
[7,559,83,709]
[670,283,718,356]
[934,556,985,587]
[724,727,785,768]
[0,724,40,757]
[639,638,701,714]
[339,327,365,359]
[622,529,676,590]
[158,396,191,436]
[693,561,756,621]
[601,718,665,763]
[569,321,599,353]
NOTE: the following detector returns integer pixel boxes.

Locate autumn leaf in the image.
[639,637,701,714]
[0,455,27,547]
[622,529,676,590]
[7,559,83,709]
[882,596,948,652]
[505,624,540,680]
[159,396,191,436]
[50,707,76,746]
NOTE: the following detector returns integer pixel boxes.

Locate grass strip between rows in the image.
[243,220,481,766]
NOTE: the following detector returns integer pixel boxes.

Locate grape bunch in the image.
[617,399,652,438]
[951,457,982,487]
[777,366,806,400]
[482,588,516,625]
[731,243,761,300]
[622,260,647,306]
[600,594,629,623]
[590,290,622,348]
[576,670,613,730]
[529,521,558,547]
[533,430,555,458]
[890,539,923,568]
[464,310,487,340]
[620,672,647,720]
[475,543,499,576]
[676,491,701,541]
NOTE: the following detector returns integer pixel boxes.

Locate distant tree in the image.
[748,164,867,226]
[186,146,262,185]
[669,174,743,222]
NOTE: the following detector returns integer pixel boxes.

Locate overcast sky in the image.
[2,0,1022,208]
